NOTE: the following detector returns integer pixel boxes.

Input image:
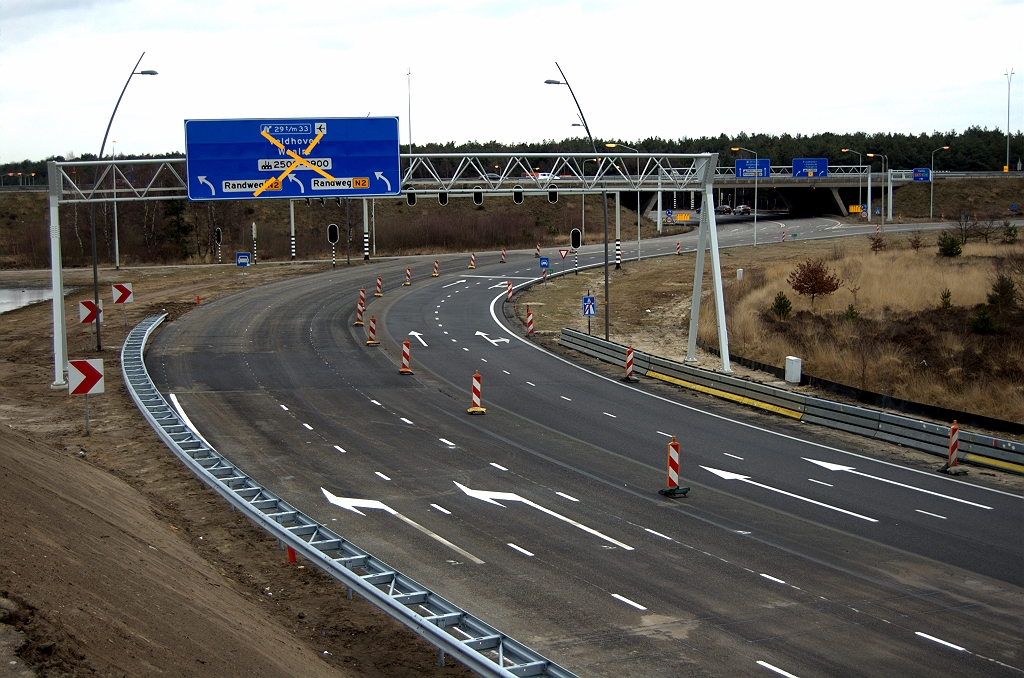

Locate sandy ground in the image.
[0,261,475,677]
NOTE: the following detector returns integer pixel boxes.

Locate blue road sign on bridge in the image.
[736,159,770,178]
[185,117,401,201]
[792,158,829,177]
[913,168,931,182]
[582,295,596,317]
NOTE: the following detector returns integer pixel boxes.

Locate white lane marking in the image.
[490,463,508,471]
[375,472,391,481]
[439,438,456,447]
[760,573,787,585]
[333,445,346,454]
[430,504,451,515]
[280,404,289,411]
[481,358,488,362]
[724,453,744,460]
[444,331,449,335]
[916,509,947,520]
[503,370,510,374]
[455,482,634,550]
[556,492,579,502]
[560,395,572,401]
[645,528,672,540]
[915,632,965,651]
[702,466,879,522]
[611,594,647,610]
[803,458,993,509]
[507,543,535,557]
[487,292,1023,501]
[370,399,381,406]
[322,488,484,564]
[526,381,535,386]
[656,430,672,438]
[756,661,801,678]
[400,417,414,425]
[442,280,466,288]
[463,347,469,351]
[302,423,313,430]
[603,412,617,418]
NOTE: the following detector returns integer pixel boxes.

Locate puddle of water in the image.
[0,288,54,315]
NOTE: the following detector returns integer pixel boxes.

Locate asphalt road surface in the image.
[149,222,1023,677]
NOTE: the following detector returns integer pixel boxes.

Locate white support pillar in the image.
[705,183,732,373]
[47,161,67,388]
[887,169,894,222]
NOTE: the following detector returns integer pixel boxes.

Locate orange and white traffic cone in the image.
[622,346,638,382]
[658,435,689,497]
[468,253,476,269]
[467,370,486,414]
[399,339,413,375]
[500,247,506,263]
[432,259,439,277]
[535,242,541,258]
[374,276,383,297]
[354,287,365,326]
[403,267,411,286]
[506,280,513,302]
[526,305,534,335]
[366,315,379,346]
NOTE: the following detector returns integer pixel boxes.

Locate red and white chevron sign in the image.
[79,300,103,324]
[68,359,104,395]
[111,283,133,304]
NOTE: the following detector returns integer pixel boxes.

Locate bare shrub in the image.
[787,259,842,304]
[908,231,924,251]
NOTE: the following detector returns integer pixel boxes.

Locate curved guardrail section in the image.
[121,314,578,678]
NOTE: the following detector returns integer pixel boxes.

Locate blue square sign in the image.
[582,295,596,317]
[185,117,401,201]
[236,251,251,267]
[539,257,550,269]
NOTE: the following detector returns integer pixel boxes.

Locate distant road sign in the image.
[1011,203,1018,211]
[185,117,400,201]
[539,257,550,269]
[792,158,828,178]
[582,295,596,317]
[559,249,569,260]
[665,209,673,218]
[236,252,251,267]
[736,158,770,178]
[79,300,102,324]
[69,359,104,395]
[913,168,931,182]
[111,283,133,304]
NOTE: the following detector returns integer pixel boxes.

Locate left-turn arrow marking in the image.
[374,171,392,192]
[198,176,216,196]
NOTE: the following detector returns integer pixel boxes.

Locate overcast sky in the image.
[2,0,1021,162]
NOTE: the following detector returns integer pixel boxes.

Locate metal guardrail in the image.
[557,329,1024,474]
[122,314,578,678]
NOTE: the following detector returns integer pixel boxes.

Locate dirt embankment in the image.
[0,262,475,677]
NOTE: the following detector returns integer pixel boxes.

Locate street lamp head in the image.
[544,79,563,85]
[731,147,740,152]
[942,146,950,150]
[137,69,158,75]
[605,143,617,148]
[841,148,850,152]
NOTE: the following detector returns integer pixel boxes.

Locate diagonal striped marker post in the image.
[468,253,476,269]
[500,247,506,263]
[658,435,689,497]
[526,305,534,335]
[399,339,413,375]
[354,287,365,326]
[403,267,411,286]
[506,280,513,302]
[467,370,486,415]
[622,346,639,383]
[432,259,439,277]
[366,316,379,346]
[374,276,383,297]
[940,419,961,473]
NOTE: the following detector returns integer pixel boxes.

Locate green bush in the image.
[1003,221,1019,245]
[967,306,998,334]
[841,304,859,322]
[939,288,953,311]
[770,291,792,320]
[987,274,1017,315]
[937,232,962,257]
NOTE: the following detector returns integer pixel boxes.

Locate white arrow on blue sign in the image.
[582,295,596,317]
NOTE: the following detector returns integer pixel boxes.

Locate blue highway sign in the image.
[582,295,596,317]
[913,168,931,182]
[539,257,550,270]
[736,158,770,178]
[792,158,828,177]
[236,251,251,267]
[185,117,401,201]
[665,209,673,218]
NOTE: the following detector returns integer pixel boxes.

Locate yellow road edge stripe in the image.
[286,149,335,181]
[964,453,1024,474]
[646,370,804,420]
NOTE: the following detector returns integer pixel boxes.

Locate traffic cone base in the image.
[658,486,690,497]
[467,406,487,414]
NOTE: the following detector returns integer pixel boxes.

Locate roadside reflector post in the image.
[500,247,507,263]
[506,280,513,302]
[374,276,383,297]
[939,420,966,474]
[400,339,414,374]
[676,241,681,255]
[432,259,439,277]
[535,242,541,258]
[467,370,486,414]
[526,305,534,335]
[354,288,365,326]
[622,346,639,383]
[468,253,476,269]
[403,267,411,286]
[658,435,690,497]
[366,316,380,346]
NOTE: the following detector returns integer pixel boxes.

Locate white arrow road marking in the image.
[701,466,879,522]
[286,173,304,192]
[374,171,392,192]
[407,331,427,346]
[488,282,506,289]
[802,458,992,509]
[454,482,634,550]
[442,279,467,288]
[197,175,216,196]
[322,488,484,564]
[474,331,510,345]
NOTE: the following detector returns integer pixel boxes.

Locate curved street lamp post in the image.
[546,63,612,340]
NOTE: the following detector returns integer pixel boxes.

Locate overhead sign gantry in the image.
[184,117,401,201]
